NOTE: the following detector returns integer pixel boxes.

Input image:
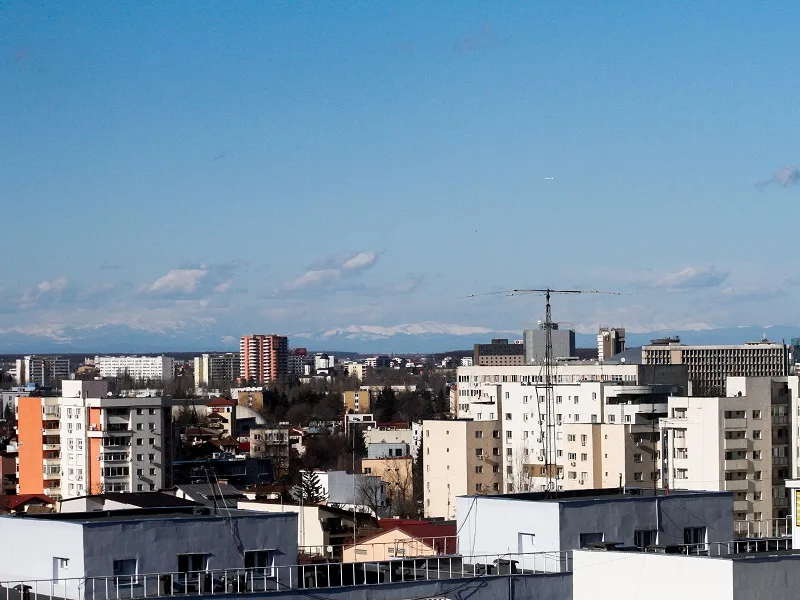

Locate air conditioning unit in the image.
[570,462,576,467]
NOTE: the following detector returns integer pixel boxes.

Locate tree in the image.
[374,387,396,422]
[357,475,386,517]
[298,470,327,504]
[2,403,15,426]
[380,457,417,518]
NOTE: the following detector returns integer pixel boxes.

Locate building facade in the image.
[597,327,626,361]
[16,395,62,499]
[95,355,175,382]
[660,376,799,531]
[193,353,240,388]
[239,334,289,383]
[473,339,525,367]
[524,325,576,363]
[15,356,71,386]
[642,338,790,396]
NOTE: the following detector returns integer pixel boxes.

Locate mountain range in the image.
[0,322,798,356]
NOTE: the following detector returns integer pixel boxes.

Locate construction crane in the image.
[466,287,620,495]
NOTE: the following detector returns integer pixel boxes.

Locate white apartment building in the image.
[194,353,240,387]
[448,364,685,496]
[15,355,72,386]
[58,380,174,498]
[95,355,175,382]
[660,376,799,533]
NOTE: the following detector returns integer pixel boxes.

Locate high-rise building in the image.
[642,338,790,396]
[660,376,800,533]
[239,334,289,383]
[524,325,576,364]
[194,353,240,388]
[598,327,626,361]
[95,355,175,382]
[473,339,525,367]
[16,381,174,500]
[14,356,72,386]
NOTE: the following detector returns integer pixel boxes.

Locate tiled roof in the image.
[0,494,55,512]
[207,398,236,407]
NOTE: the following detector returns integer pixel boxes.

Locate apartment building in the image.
[344,390,373,413]
[16,395,62,499]
[642,338,790,396]
[15,355,71,386]
[95,355,175,382]
[473,339,524,367]
[451,364,684,494]
[660,376,799,531]
[422,419,503,519]
[193,352,240,388]
[239,334,289,383]
[597,327,626,361]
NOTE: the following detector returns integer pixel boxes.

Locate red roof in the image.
[351,520,457,554]
[239,441,250,452]
[207,398,236,407]
[0,494,55,512]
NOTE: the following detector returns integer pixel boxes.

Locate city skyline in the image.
[3,3,800,349]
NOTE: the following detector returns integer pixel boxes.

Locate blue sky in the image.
[3,2,800,349]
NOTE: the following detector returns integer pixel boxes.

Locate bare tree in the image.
[356,475,387,517]
[375,457,416,518]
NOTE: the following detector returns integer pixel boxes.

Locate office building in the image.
[193,353,239,388]
[422,419,504,520]
[597,327,626,361]
[660,376,799,532]
[473,339,525,367]
[239,334,289,383]
[95,355,175,382]
[642,338,790,396]
[524,325,576,363]
[15,356,71,386]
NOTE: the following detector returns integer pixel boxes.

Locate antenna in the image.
[467,287,620,495]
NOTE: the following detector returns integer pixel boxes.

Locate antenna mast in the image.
[476,287,621,495]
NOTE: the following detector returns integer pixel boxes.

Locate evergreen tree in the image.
[298,470,327,504]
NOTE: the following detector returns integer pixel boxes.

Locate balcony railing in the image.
[734,517,792,539]
[0,551,574,600]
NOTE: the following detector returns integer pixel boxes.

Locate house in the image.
[342,519,456,562]
[238,500,378,561]
[0,505,297,600]
[173,483,248,510]
[456,487,734,566]
[0,494,55,515]
[206,398,236,438]
[59,492,199,513]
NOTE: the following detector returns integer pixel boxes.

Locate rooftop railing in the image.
[0,551,572,600]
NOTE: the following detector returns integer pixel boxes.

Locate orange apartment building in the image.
[17,395,62,498]
[239,334,289,383]
[17,381,175,500]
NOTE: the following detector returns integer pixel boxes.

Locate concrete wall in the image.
[238,502,326,549]
[0,517,86,598]
[732,555,800,600]
[456,496,561,556]
[81,514,298,577]
[572,550,733,600]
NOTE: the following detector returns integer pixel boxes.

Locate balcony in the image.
[42,428,60,436]
[725,479,753,492]
[724,418,748,430]
[42,472,60,481]
[724,438,749,450]
[772,456,789,466]
[42,444,60,451]
[772,415,789,425]
[42,456,61,465]
[733,500,751,512]
[725,459,750,471]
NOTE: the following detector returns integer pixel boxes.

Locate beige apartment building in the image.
[422,420,502,519]
[642,338,790,397]
[660,376,799,534]
[344,390,373,414]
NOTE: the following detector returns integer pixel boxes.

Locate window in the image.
[475,431,483,439]
[149,423,156,431]
[149,468,156,476]
[77,439,83,451]
[683,527,706,546]
[149,408,156,415]
[633,472,643,481]
[136,424,143,431]
[579,533,604,548]
[492,447,500,456]
[634,453,643,463]
[244,550,274,576]
[136,454,144,461]
[581,453,587,461]
[556,396,562,404]
[505,413,512,420]
[752,451,761,460]
[506,448,513,456]
[475,466,483,474]
[178,554,209,574]
[136,469,143,476]
[137,484,144,491]
[506,431,512,439]
[634,530,656,549]
[136,409,143,415]
[752,410,761,419]
[475,448,483,457]
[568,452,577,460]
[754,471,762,480]
[112,559,138,583]
[149,453,155,461]
[136,439,143,446]
[567,434,576,442]
[574,414,580,421]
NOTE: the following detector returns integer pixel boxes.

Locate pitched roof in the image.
[348,520,456,553]
[207,398,236,407]
[97,492,199,508]
[0,494,55,512]
[174,483,246,510]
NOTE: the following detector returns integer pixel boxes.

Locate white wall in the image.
[455,496,561,556]
[238,502,326,548]
[572,550,733,600]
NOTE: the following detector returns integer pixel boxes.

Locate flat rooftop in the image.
[6,506,287,523]
[464,487,730,503]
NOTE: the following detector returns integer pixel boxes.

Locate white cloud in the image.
[342,252,377,271]
[37,277,68,293]
[143,268,208,295]
[312,322,518,340]
[654,266,728,290]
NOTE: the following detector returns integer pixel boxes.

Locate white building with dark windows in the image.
[95,355,175,382]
